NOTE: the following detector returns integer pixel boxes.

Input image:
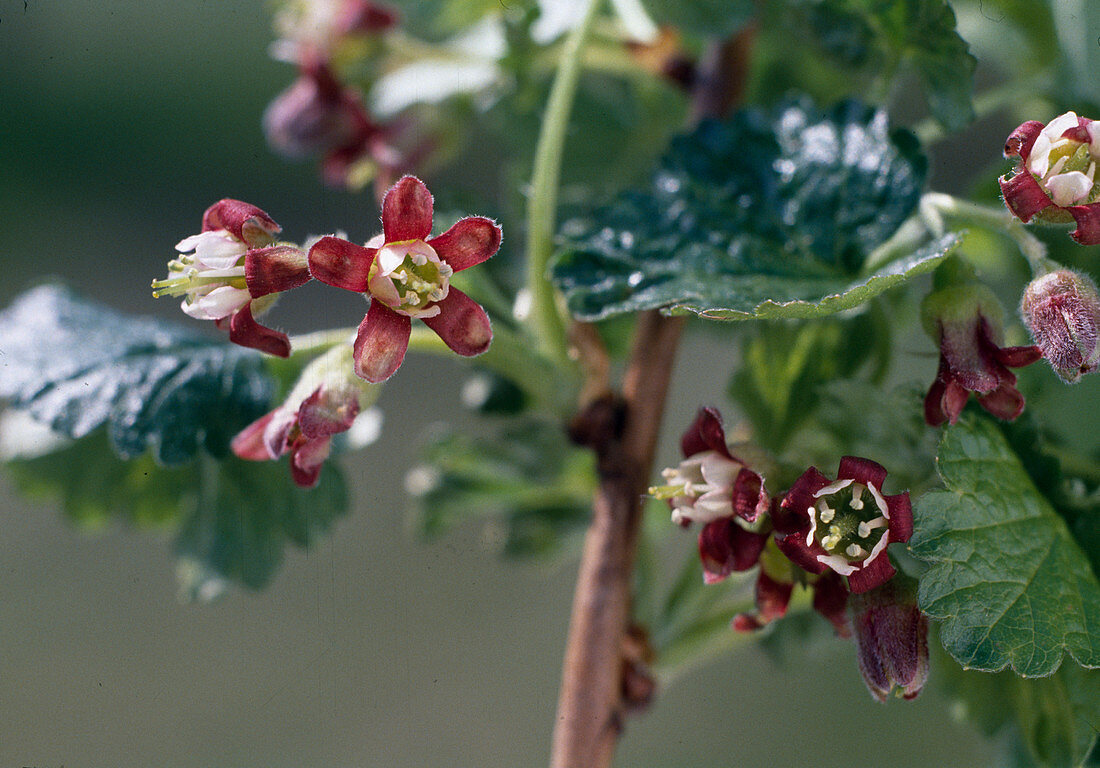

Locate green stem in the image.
[921,192,1059,276]
[288,328,357,356]
[525,0,605,366]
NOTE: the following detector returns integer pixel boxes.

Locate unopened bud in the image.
[850,576,928,702]
[1021,269,1100,382]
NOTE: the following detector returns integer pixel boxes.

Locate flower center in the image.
[648,450,740,525]
[369,240,452,318]
[806,479,890,574]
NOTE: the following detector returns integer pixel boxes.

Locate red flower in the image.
[773,457,911,594]
[232,375,362,488]
[308,176,500,382]
[922,283,1040,426]
[152,200,311,357]
[652,407,770,584]
[1000,112,1100,244]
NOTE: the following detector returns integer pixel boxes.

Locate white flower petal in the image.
[183,286,250,320]
[1045,170,1095,206]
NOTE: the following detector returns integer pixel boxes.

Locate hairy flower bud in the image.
[850,577,929,702]
[1021,270,1100,382]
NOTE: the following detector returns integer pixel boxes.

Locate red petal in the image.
[731,467,767,523]
[382,175,433,242]
[308,236,376,292]
[847,552,896,594]
[999,171,1053,223]
[290,437,331,488]
[774,531,829,575]
[837,456,887,490]
[923,376,948,427]
[421,287,492,356]
[699,519,768,584]
[228,303,291,357]
[977,383,1026,421]
[230,411,277,461]
[1066,203,1100,245]
[1003,120,1044,160]
[202,199,280,245]
[246,245,311,298]
[428,217,501,272]
[773,466,830,535]
[679,407,731,459]
[886,492,913,543]
[353,301,411,382]
[995,344,1042,368]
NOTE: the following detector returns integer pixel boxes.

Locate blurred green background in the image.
[0,1,1002,765]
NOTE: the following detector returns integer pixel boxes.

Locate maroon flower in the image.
[1000,112,1100,244]
[651,407,770,584]
[231,346,367,487]
[773,457,912,594]
[1021,269,1100,383]
[922,283,1041,426]
[308,176,501,382]
[850,577,929,702]
[152,199,311,357]
[264,58,370,160]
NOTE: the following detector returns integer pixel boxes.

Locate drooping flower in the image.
[1021,269,1100,383]
[850,576,929,702]
[152,199,311,357]
[773,457,912,594]
[1000,112,1100,244]
[232,343,375,487]
[307,175,500,382]
[650,407,770,584]
[922,282,1041,426]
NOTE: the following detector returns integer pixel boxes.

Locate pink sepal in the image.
[308,236,376,292]
[245,245,311,298]
[382,175,433,242]
[698,518,768,584]
[202,199,280,246]
[1003,120,1044,160]
[846,553,896,594]
[999,171,1054,223]
[227,302,291,358]
[679,406,733,461]
[1065,203,1100,245]
[838,455,887,491]
[421,287,492,357]
[289,437,332,488]
[429,216,502,272]
[230,412,278,461]
[353,300,411,382]
[996,345,1042,368]
[298,387,360,439]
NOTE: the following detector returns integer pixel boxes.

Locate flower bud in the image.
[850,576,929,702]
[1021,269,1100,382]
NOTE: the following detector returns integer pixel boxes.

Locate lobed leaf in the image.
[551,99,947,321]
[911,415,1100,676]
[0,285,273,465]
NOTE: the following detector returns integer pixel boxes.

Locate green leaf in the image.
[5,428,350,598]
[174,454,349,599]
[0,285,273,465]
[643,0,754,38]
[792,0,976,130]
[938,645,1100,768]
[911,414,1100,676]
[407,417,595,558]
[551,99,946,322]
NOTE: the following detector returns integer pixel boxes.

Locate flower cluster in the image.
[1001,111,1100,244]
[655,408,926,702]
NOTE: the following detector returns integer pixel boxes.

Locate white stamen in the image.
[850,484,864,510]
[858,517,888,538]
[817,499,835,523]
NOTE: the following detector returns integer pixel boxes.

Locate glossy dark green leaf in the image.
[551,100,944,321]
[791,0,976,130]
[0,285,273,465]
[407,417,595,558]
[911,414,1100,676]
